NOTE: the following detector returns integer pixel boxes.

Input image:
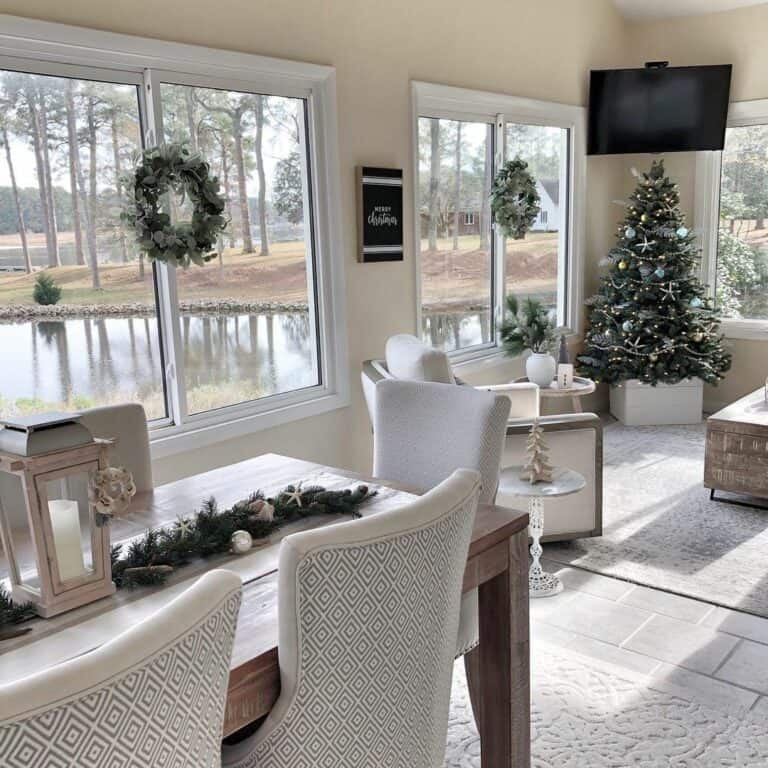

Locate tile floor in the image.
[535,559,768,716]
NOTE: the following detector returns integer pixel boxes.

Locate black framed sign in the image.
[356,166,403,262]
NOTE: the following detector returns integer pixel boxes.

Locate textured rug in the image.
[445,646,768,767]
[544,421,768,617]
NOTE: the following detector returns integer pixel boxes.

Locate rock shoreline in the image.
[0,299,310,323]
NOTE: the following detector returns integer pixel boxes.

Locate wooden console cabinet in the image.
[705,387,768,500]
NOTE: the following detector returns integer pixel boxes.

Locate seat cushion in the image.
[385,334,455,383]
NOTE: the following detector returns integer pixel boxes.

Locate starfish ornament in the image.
[634,234,657,254]
[660,281,676,303]
[175,516,193,539]
[282,483,304,508]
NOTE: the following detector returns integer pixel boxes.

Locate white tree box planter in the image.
[610,379,704,426]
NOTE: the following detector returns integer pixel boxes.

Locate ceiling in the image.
[614,0,767,20]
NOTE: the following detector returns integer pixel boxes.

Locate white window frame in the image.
[695,97,768,341]
[0,15,349,459]
[411,81,586,363]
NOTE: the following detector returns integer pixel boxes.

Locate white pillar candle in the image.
[557,364,574,389]
[48,499,86,581]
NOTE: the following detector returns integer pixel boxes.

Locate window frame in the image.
[0,15,349,458]
[411,81,586,363]
[695,97,768,341]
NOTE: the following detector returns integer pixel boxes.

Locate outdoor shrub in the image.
[33,272,62,305]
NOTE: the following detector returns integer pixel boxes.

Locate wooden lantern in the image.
[0,440,115,617]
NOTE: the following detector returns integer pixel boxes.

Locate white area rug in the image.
[545,422,768,617]
[445,645,768,767]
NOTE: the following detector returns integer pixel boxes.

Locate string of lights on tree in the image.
[577,160,731,386]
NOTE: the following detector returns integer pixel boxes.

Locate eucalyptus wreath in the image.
[121,143,227,268]
[489,157,540,240]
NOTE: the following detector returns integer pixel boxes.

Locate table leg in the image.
[572,395,583,413]
[477,529,530,768]
[528,497,563,598]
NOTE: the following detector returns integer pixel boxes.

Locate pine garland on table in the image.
[0,585,35,639]
[111,483,376,588]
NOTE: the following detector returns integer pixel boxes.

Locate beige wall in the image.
[0,0,631,479]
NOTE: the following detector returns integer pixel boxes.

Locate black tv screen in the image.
[587,65,732,155]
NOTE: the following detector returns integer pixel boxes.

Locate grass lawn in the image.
[0,239,311,307]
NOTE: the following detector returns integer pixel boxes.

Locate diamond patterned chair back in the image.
[0,569,242,768]
[221,469,481,768]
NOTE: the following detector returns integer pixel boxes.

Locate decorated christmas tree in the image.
[578,160,731,386]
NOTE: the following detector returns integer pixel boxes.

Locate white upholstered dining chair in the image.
[221,469,481,768]
[372,378,509,665]
[0,569,242,768]
[80,402,153,491]
[362,333,602,542]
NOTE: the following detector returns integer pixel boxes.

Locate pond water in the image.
[0,307,492,420]
[0,311,318,420]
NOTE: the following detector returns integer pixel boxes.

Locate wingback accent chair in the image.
[0,569,242,768]
[362,334,603,542]
[221,469,482,768]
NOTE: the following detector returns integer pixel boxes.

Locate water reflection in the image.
[422,310,492,353]
[0,311,317,420]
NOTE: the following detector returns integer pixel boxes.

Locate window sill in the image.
[149,389,349,461]
[721,319,768,342]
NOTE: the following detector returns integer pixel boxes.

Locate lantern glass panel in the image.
[0,471,41,592]
[43,472,95,583]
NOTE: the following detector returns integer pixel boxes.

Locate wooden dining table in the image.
[0,453,530,767]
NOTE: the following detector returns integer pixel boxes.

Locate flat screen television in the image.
[587,64,732,155]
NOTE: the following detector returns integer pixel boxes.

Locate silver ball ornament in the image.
[230,530,253,554]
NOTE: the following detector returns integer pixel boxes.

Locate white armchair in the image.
[0,569,242,768]
[361,334,602,542]
[221,470,481,768]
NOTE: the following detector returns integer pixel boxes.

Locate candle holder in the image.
[0,439,116,617]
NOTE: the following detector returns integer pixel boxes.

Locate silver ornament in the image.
[230,530,253,554]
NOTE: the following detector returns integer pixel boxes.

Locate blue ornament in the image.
[622,320,633,332]
[676,227,689,238]
[690,297,703,308]
[625,227,636,239]
[654,267,665,279]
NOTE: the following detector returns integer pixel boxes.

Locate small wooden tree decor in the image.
[520,420,554,484]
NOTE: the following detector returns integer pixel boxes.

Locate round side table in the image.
[512,376,596,413]
[499,466,586,598]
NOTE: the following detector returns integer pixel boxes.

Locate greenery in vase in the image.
[577,160,731,386]
[500,295,556,356]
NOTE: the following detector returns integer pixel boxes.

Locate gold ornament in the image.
[618,261,628,270]
[649,353,658,362]
[691,332,703,342]
[641,213,649,222]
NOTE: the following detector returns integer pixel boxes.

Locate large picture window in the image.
[715,124,768,321]
[414,83,584,357]
[0,19,344,450]
[697,100,768,337]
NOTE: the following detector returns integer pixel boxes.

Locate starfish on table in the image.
[282,483,304,507]
[175,516,193,539]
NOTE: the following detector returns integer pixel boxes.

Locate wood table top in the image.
[0,453,528,691]
[708,386,768,430]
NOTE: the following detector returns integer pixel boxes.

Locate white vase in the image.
[526,352,556,388]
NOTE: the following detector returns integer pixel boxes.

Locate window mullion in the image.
[141,68,188,427]
[494,114,506,342]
